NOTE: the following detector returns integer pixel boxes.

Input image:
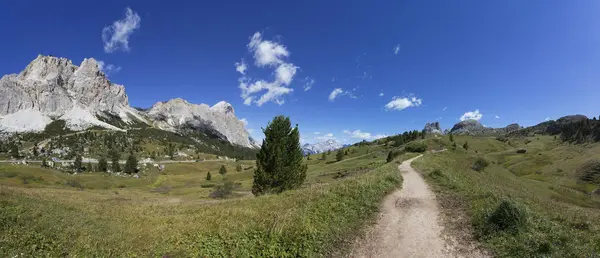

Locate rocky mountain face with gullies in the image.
[449,119,521,136]
[146,98,257,148]
[0,55,257,148]
[423,122,444,135]
[302,139,344,155]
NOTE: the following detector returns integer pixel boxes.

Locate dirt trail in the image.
[350,155,487,258]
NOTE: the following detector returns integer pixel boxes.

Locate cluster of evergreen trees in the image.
[386,130,423,147]
[556,118,600,144]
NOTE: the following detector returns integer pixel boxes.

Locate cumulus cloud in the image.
[443,106,447,111]
[235,59,247,75]
[238,32,299,106]
[495,115,500,119]
[303,77,315,91]
[97,60,122,75]
[316,133,335,141]
[393,44,400,55]
[545,117,551,121]
[329,88,344,101]
[379,92,384,97]
[385,96,422,111]
[343,129,387,140]
[460,109,483,121]
[102,8,141,53]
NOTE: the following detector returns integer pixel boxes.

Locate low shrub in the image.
[200,183,215,188]
[472,157,489,171]
[516,148,527,154]
[210,180,240,199]
[386,149,405,163]
[405,142,427,153]
[65,179,84,190]
[486,199,527,233]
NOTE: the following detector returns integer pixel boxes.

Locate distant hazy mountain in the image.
[302,139,343,155]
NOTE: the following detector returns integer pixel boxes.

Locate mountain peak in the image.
[211,101,234,114]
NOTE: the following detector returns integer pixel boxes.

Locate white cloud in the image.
[235,59,247,75]
[385,96,422,111]
[97,60,122,75]
[332,77,336,82]
[316,133,335,141]
[102,8,141,53]
[329,88,344,101]
[495,115,500,119]
[443,106,447,111]
[238,32,298,106]
[379,92,384,97]
[313,132,321,135]
[248,32,289,67]
[393,44,401,55]
[240,118,249,127]
[343,129,387,140]
[460,109,483,121]
[303,77,315,91]
[328,88,357,101]
[545,117,550,121]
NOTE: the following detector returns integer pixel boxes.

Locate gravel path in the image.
[350,155,488,258]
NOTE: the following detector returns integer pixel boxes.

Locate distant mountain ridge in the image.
[0,55,256,148]
[302,139,344,155]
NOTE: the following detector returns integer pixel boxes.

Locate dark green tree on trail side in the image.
[252,116,307,195]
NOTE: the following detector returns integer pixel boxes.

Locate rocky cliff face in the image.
[0,55,143,131]
[145,98,255,148]
[302,139,343,155]
[0,55,257,149]
[423,122,443,135]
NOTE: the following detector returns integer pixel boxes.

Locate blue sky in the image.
[1,1,599,144]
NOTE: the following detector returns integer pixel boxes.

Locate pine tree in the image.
[167,143,175,160]
[10,144,19,158]
[449,133,454,142]
[73,155,83,172]
[321,152,326,160]
[98,157,108,172]
[110,149,121,172]
[86,162,93,172]
[32,143,39,157]
[327,150,331,155]
[386,150,394,163]
[219,165,227,175]
[124,153,138,174]
[336,149,345,162]
[463,141,469,150]
[252,116,307,195]
[206,171,212,180]
[236,164,242,172]
[41,158,48,167]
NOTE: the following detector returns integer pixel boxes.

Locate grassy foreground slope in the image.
[0,142,416,257]
[413,135,600,257]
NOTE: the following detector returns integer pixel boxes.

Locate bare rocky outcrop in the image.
[0,55,257,149]
[423,122,444,135]
[146,98,256,148]
[0,55,143,132]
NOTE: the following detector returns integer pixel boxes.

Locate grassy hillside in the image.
[412,135,600,257]
[0,142,417,256]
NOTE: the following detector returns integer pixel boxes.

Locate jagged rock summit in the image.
[0,55,143,132]
[302,139,343,155]
[0,55,256,148]
[423,122,443,135]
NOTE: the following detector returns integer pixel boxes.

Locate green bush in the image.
[405,142,427,153]
[486,200,527,233]
[472,157,489,171]
[200,183,215,188]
